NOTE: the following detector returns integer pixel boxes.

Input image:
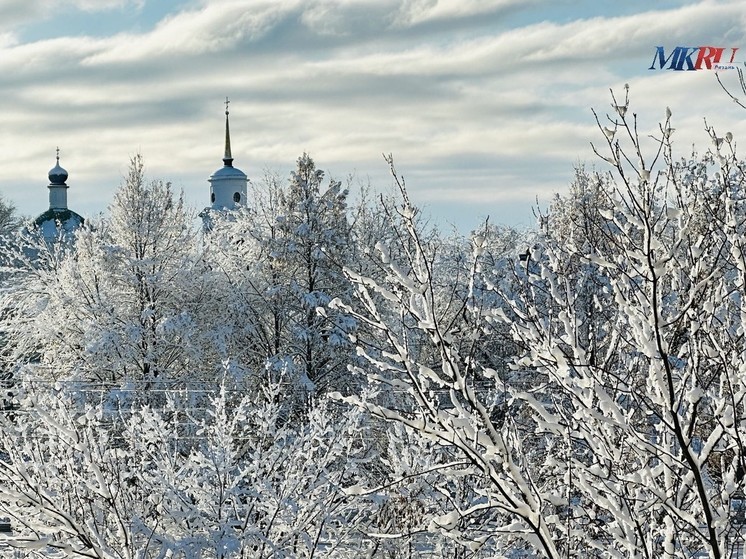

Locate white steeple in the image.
[48,147,69,210]
[208,98,247,210]
[34,148,84,241]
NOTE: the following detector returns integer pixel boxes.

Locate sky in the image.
[1,0,745,233]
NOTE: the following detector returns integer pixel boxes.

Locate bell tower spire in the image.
[207,97,247,213]
[223,97,233,167]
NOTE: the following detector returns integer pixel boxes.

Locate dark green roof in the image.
[34,208,84,227]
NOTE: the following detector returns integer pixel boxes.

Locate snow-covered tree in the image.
[267,153,354,393]
[336,91,746,558]
[0,155,218,388]
[0,376,375,558]
[498,90,746,558]
[332,161,558,557]
[206,154,356,398]
[0,195,20,234]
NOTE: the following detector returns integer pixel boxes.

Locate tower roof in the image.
[48,147,68,186]
[210,97,246,181]
[223,97,233,167]
[34,208,84,228]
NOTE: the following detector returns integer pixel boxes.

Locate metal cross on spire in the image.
[225,96,230,115]
[56,146,60,163]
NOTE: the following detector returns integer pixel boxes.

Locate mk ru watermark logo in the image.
[649,46,741,71]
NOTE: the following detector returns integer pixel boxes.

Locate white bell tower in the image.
[34,148,84,240]
[48,147,69,210]
[208,98,247,210]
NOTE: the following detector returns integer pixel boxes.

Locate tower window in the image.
[211,192,215,203]
[234,192,241,203]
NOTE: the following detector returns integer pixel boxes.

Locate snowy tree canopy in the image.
[2,93,746,558]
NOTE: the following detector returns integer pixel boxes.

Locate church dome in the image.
[210,164,247,179]
[48,151,68,185]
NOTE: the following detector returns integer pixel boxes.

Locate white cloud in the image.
[395,0,543,26]
[299,0,397,36]
[0,0,144,31]
[68,0,144,11]
[1,0,745,230]
[523,5,746,64]
[82,0,293,63]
